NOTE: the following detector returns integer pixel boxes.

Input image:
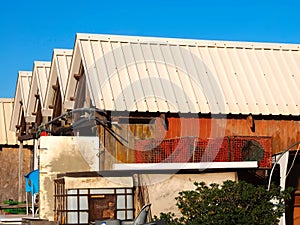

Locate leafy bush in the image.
[154,180,293,225]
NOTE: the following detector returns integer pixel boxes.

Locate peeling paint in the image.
[39,136,99,220]
[63,177,133,189]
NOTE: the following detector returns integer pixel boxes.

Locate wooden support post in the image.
[18,141,23,202]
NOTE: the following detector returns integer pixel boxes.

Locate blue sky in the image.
[1,0,300,98]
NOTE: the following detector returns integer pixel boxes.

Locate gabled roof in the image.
[66,33,299,115]
[43,49,73,116]
[10,71,32,131]
[26,61,51,122]
[0,98,17,145]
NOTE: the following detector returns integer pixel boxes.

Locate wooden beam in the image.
[18,142,23,202]
[18,133,35,141]
[247,114,255,132]
[52,84,58,91]
[73,73,81,80]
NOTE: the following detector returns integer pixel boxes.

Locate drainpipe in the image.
[33,139,39,170]
[18,141,23,202]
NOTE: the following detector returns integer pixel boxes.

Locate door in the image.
[88,194,116,223]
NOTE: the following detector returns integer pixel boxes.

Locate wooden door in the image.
[88,194,116,223]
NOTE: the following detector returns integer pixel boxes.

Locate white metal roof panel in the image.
[43,49,73,116]
[0,98,17,145]
[10,71,32,131]
[26,61,51,122]
[65,33,300,115]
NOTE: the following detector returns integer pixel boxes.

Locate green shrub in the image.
[154,180,293,225]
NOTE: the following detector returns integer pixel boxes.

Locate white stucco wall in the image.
[63,176,133,189]
[139,172,237,217]
[39,136,99,220]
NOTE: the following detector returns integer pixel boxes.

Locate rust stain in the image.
[105,117,300,157]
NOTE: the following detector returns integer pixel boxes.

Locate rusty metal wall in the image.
[0,147,32,202]
[100,122,156,169]
[102,116,300,162]
[161,117,300,153]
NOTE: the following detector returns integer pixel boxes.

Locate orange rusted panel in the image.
[294,207,300,224]
[101,115,300,162]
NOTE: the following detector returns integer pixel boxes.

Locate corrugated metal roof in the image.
[0,98,17,145]
[64,33,300,115]
[26,61,51,122]
[43,49,73,116]
[10,71,32,131]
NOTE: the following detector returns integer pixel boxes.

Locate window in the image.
[54,179,133,225]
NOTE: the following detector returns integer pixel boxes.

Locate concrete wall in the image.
[63,176,133,189]
[137,172,237,217]
[39,136,99,221]
[0,146,32,202]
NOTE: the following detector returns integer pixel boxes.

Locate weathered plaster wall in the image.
[63,177,133,189]
[39,136,99,221]
[137,172,237,217]
[0,146,32,202]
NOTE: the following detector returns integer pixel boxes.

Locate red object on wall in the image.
[192,138,230,162]
[134,136,272,168]
[40,131,48,136]
[230,136,272,168]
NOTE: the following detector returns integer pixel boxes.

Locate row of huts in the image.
[0,33,300,225]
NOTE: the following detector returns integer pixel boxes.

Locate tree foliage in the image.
[154,180,293,225]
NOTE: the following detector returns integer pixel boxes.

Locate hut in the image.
[0,98,31,202]
[10,33,300,224]
[43,49,73,133]
[63,33,299,166]
[26,61,51,127]
[9,70,35,202]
